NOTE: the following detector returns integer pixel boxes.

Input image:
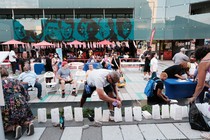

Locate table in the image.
[34,63,45,75]
[164,78,197,99]
[69,62,84,69]
[83,62,102,71]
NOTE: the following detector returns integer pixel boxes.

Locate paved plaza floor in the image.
[5,60,207,140]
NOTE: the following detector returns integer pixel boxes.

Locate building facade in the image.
[0,0,210,43]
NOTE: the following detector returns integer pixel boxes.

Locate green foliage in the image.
[142,105,152,114]
[83,108,94,118]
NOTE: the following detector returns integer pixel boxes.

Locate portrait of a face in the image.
[44,20,62,41]
[13,20,26,40]
[96,19,114,40]
[59,20,74,41]
[77,19,98,41]
[116,18,133,40]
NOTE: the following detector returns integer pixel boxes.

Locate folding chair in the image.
[44,71,58,94]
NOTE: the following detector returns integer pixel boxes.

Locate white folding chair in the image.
[44,71,58,94]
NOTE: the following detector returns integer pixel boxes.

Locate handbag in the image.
[84,82,93,94]
[189,102,210,131]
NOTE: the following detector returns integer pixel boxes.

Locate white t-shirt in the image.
[87,69,112,89]
[18,71,37,86]
[9,50,16,62]
[205,72,210,85]
[150,57,158,72]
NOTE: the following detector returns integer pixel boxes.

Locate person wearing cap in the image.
[172,47,189,65]
[142,46,152,80]
[80,69,122,110]
[163,62,192,80]
[57,61,76,98]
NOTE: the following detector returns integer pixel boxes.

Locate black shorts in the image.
[144,61,150,72]
[59,79,73,84]
[82,84,114,98]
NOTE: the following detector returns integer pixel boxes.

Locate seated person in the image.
[86,64,94,80]
[1,68,34,139]
[87,55,97,63]
[147,72,170,104]
[57,61,76,98]
[18,64,42,100]
[75,67,86,82]
[163,62,192,80]
[101,61,109,69]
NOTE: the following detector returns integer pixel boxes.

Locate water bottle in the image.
[60,115,65,130]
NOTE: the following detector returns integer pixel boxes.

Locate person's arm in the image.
[96,88,121,108]
[174,74,186,80]
[192,63,207,98]
[112,84,121,101]
[156,89,170,103]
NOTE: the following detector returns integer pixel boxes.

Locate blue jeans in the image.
[23,81,42,98]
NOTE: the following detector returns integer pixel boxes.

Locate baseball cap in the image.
[62,61,68,67]
[180,47,187,52]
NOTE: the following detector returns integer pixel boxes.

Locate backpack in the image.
[144,78,161,97]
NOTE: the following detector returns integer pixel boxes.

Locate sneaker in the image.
[93,121,102,127]
[109,110,114,121]
[15,125,22,139]
[62,92,65,98]
[71,89,77,96]
[38,96,43,100]
[200,132,210,140]
[27,123,34,136]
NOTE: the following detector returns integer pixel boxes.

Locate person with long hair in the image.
[1,68,34,139]
[187,45,210,139]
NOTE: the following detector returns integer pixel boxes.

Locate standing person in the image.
[51,53,60,79]
[147,72,170,104]
[172,47,189,65]
[80,69,122,110]
[18,51,30,73]
[9,49,17,74]
[187,45,210,139]
[150,52,158,79]
[1,68,34,139]
[142,46,152,80]
[45,53,53,72]
[111,52,121,71]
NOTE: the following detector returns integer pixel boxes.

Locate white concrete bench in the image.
[120,62,145,71]
[120,62,145,65]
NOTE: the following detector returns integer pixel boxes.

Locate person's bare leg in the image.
[80,97,87,107]
[60,80,65,91]
[107,92,115,110]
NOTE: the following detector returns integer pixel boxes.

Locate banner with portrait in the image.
[13,18,134,42]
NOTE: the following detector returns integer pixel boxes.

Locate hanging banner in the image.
[149,27,156,46]
[56,48,63,62]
